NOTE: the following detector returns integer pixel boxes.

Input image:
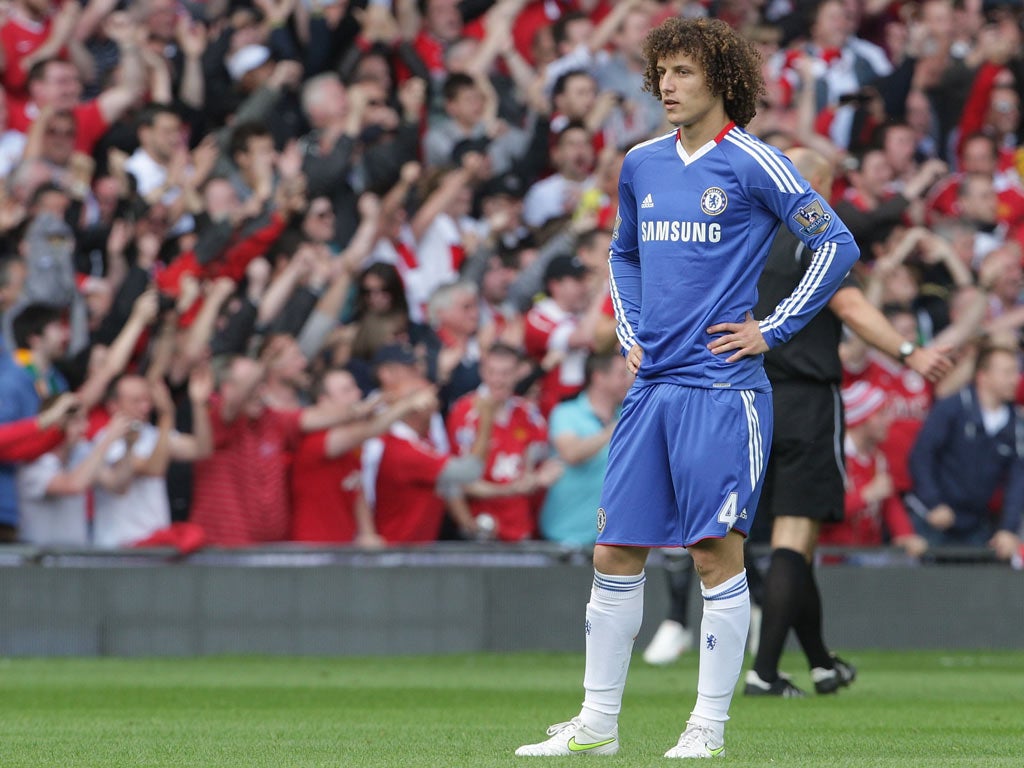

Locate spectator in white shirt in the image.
[124,104,194,235]
[92,368,212,548]
[18,406,133,547]
[522,123,594,230]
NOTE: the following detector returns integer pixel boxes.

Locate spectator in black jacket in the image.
[907,343,1024,560]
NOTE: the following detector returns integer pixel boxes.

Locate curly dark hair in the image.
[641,18,765,128]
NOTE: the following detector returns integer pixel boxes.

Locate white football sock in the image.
[579,569,645,735]
[690,569,749,739]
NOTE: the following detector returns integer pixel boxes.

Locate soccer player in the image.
[515,18,860,759]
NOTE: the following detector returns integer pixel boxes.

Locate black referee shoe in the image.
[811,654,857,694]
[744,670,806,698]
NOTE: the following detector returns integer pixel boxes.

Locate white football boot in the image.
[515,717,619,756]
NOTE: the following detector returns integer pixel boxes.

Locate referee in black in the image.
[742,148,954,696]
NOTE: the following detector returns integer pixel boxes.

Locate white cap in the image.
[227,45,271,81]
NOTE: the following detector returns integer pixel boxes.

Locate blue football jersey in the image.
[609,124,860,392]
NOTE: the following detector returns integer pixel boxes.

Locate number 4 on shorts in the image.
[716,492,738,531]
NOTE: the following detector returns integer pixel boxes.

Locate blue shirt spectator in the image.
[539,353,632,546]
[0,306,71,539]
[0,342,45,536]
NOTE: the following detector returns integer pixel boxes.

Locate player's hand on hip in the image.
[626,344,644,374]
[706,312,769,363]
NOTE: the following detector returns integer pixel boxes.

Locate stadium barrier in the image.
[0,543,1020,656]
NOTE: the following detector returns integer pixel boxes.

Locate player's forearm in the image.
[608,256,641,354]
[759,238,860,348]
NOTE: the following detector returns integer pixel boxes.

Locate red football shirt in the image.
[821,442,915,547]
[190,396,302,546]
[447,393,548,541]
[844,354,933,494]
[7,98,108,154]
[290,430,363,543]
[524,297,587,417]
[0,14,54,98]
[927,172,1024,227]
[363,422,449,544]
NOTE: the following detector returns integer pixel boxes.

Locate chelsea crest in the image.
[700,187,728,216]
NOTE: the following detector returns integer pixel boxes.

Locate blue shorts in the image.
[597,383,773,548]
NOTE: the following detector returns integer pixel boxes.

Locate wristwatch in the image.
[897,341,916,363]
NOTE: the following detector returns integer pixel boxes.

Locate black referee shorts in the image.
[757,380,846,524]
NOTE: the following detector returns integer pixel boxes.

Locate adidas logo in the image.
[641,193,654,209]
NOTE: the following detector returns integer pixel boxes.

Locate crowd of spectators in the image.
[1,0,1023,561]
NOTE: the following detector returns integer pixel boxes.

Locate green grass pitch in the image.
[1,651,1021,767]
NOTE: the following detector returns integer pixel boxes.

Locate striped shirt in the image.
[190,396,302,546]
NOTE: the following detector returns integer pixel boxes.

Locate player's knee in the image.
[691,554,726,586]
[593,544,648,575]
[689,539,744,587]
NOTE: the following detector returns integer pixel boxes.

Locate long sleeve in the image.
[215,87,280,157]
[881,494,916,540]
[0,418,62,463]
[296,309,337,361]
[268,24,300,64]
[507,229,577,313]
[194,220,235,267]
[364,122,421,192]
[998,450,1024,533]
[303,135,356,200]
[608,176,640,355]
[93,265,149,345]
[267,287,318,337]
[908,396,958,510]
[210,299,257,357]
[876,56,917,122]
[515,114,553,187]
[211,213,288,283]
[752,163,860,349]
[956,62,1002,160]
[304,16,337,77]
